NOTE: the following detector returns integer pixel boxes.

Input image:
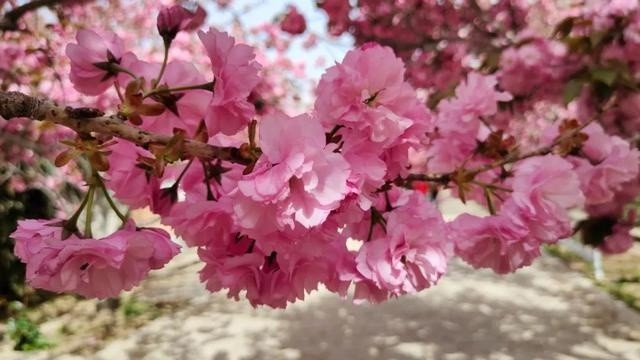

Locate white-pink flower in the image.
[510,155,584,243]
[12,219,179,299]
[574,123,640,205]
[198,27,261,135]
[66,29,127,96]
[452,213,539,274]
[354,192,452,296]
[314,44,432,192]
[235,113,350,234]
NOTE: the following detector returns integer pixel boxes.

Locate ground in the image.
[1,248,639,360]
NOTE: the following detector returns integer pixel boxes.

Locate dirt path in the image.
[7,248,639,360]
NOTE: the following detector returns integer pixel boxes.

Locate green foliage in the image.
[122,297,150,319]
[6,302,51,351]
[563,79,584,104]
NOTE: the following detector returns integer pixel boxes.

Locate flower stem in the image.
[173,158,194,188]
[143,81,215,99]
[202,160,216,201]
[114,80,124,103]
[154,44,170,89]
[66,187,92,229]
[84,185,96,238]
[111,64,138,80]
[95,174,127,224]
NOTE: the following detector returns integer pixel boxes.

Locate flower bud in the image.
[157,5,206,45]
[280,5,307,35]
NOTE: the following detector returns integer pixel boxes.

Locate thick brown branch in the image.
[0,91,252,165]
[0,0,65,31]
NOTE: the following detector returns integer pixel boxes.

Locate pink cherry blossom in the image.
[163,196,235,247]
[317,0,351,35]
[353,192,452,296]
[315,44,432,192]
[157,4,206,42]
[280,5,307,35]
[573,123,640,205]
[105,140,161,209]
[499,36,570,97]
[198,232,295,308]
[66,29,127,96]
[198,27,261,135]
[123,58,211,135]
[12,219,179,299]
[452,212,539,274]
[600,210,637,255]
[235,113,350,233]
[426,73,512,173]
[509,155,584,243]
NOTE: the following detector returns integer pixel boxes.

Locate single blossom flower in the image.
[235,112,351,234]
[509,155,584,243]
[163,196,236,247]
[600,210,637,255]
[199,225,350,308]
[314,44,432,194]
[280,5,307,35]
[354,192,452,296]
[452,212,539,274]
[122,58,211,135]
[427,73,512,173]
[157,4,206,44]
[12,219,179,299]
[105,140,162,209]
[198,27,261,135]
[573,123,640,205]
[66,29,127,96]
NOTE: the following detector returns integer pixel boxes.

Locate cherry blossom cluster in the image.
[3,2,640,308]
[0,0,303,203]
[318,0,640,256]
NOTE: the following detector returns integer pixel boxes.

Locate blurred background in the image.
[1,0,640,359]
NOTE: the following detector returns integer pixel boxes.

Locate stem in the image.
[365,208,387,242]
[154,44,170,89]
[111,64,138,80]
[66,187,92,228]
[143,81,215,99]
[483,187,496,215]
[95,175,127,224]
[472,180,512,193]
[478,116,494,132]
[173,158,194,188]
[384,191,393,212]
[84,185,96,238]
[114,81,124,103]
[248,120,258,149]
[366,208,376,242]
[202,161,216,201]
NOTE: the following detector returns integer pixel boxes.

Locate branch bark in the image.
[0,91,252,165]
[1,0,66,31]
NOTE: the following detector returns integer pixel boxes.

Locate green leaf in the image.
[563,79,584,104]
[590,67,618,86]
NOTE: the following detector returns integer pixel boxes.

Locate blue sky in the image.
[207,0,353,81]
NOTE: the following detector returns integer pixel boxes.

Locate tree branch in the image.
[1,0,65,31]
[0,91,252,165]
